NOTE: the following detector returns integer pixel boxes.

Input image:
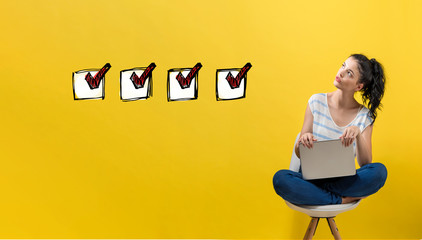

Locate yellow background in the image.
[1,0,421,239]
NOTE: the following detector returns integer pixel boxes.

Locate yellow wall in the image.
[1,0,421,239]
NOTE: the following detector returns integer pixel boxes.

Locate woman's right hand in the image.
[298,133,317,149]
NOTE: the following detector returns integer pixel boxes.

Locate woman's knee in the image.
[273,169,297,195]
[371,162,388,183]
[363,162,388,188]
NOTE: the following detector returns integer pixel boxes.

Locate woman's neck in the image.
[329,90,359,109]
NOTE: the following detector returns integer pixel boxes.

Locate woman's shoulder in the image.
[358,104,370,116]
[355,105,373,126]
[308,93,326,102]
[308,93,328,113]
[360,104,369,112]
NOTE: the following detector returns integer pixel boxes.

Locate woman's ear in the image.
[356,82,364,91]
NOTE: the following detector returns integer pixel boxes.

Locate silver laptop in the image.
[299,139,356,180]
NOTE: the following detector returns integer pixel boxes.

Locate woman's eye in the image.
[348,71,352,76]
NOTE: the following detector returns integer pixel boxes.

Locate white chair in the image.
[285,134,361,240]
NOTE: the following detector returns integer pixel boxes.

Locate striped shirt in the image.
[308,93,373,156]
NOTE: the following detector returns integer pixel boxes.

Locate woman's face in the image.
[334,57,363,92]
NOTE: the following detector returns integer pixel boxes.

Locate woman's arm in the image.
[295,103,315,158]
[340,124,373,167]
[355,124,373,167]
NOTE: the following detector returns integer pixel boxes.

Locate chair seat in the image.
[285,200,361,218]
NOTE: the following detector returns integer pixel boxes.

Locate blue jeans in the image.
[273,162,387,205]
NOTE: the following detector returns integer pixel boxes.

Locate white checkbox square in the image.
[167,68,198,101]
[216,68,247,101]
[120,67,152,101]
[72,69,105,100]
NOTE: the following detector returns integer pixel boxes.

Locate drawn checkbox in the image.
[216,63,252,101]
[167,63,202,101]
[120,63,156,101]
[72,63,111,100]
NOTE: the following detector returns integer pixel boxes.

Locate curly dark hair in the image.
[350,54,386,124]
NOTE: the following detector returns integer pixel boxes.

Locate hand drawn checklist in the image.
[72,63,111,100]
[167,63,202,101]
[120,63,156,101]
[72,62,252,101]
[216,63,252,101]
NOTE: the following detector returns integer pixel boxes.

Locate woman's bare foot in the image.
[341,196,368,204]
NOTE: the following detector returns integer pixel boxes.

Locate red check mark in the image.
[226,62,252,89]
[175,63,202,89]
[130,63,156,89]
[85,63,111,89]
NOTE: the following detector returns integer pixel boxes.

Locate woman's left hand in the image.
[340,126,361,147]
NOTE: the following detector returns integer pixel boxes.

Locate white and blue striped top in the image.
[309,93,373,156]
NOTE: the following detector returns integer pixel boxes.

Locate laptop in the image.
[299,139,356,180]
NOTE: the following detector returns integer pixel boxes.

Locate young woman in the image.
[273,54,388,205]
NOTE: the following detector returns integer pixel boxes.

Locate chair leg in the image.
[303,217,319,240]
[327,217,341,240]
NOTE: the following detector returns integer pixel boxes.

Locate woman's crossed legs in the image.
[273,162,387,205]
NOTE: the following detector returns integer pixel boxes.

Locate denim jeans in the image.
[273,162,388,205]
